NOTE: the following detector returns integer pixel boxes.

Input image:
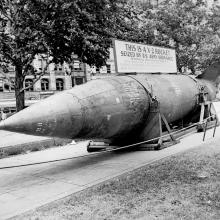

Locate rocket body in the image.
[0,74,216,143]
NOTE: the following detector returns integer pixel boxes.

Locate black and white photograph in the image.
[0,0,219,219]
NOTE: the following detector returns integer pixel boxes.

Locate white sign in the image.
[113,39,177,73]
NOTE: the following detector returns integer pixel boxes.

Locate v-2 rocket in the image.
[0,73,217,145]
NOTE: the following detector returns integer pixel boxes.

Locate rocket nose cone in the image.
[0,120,5,130]
[0,91,83,138]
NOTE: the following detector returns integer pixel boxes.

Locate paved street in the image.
[0,102,219,219]
[0,128,220,219]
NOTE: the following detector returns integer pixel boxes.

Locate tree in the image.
[132,0,220,74]
[0,0,126,111]
[206,4,220,68]
[110,1,156,44]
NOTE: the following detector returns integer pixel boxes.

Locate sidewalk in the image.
[0,102,219,219]
[0,125,220,219]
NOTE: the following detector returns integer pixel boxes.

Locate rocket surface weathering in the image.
[0,72,218,147]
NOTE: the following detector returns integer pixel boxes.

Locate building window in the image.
[73,60,80,70]
[106,64,111,74]
[55,64,63,71]
[56,78,64,91]
[96,67,100,74]
[4,84,10,91]
[41,79,49,91]
[54,63,64,72]
[75,77,84,85]
[25,79,34,91]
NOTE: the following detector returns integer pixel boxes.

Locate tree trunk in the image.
[70,64,75,87]
[190,67,196,75]
[15,65,25,112]
[178,66,182,74]
[83,63,87,83]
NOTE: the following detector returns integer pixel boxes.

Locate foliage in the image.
[0,0,126,111]
[1,0,220,112]
[131,0,220,74]
[32,0,127,67]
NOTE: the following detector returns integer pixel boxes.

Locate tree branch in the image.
[0,1,14,23]
[22,53,38,76]
[2,51,16,64]
[19,60,52,93]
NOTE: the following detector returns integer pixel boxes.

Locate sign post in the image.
[112,39,177,74]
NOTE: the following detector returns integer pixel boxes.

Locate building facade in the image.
[0,49,116,114]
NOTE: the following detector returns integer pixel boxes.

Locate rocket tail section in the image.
[197,62,220,86]
[197,62,220,100]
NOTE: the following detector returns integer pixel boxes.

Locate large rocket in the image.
[0,73,217,145]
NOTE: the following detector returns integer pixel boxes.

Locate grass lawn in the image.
[11,141,220,220]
